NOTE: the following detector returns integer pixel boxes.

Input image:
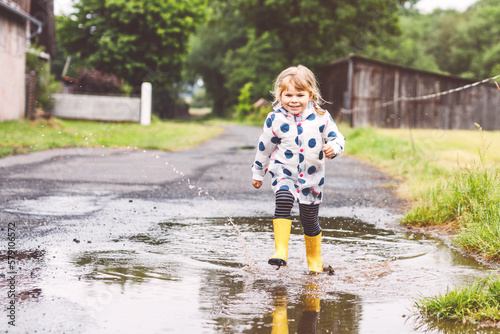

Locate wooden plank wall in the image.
[345,57,500,130]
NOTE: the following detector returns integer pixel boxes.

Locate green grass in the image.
[340,125,450,197]
[414,275,500,325]
[0,117,224,158]
[337,124,500,326]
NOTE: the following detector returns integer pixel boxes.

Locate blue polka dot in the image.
[266,117,272,128]
[308,166,317,175]
[255,161,262,168]
[271,136,279,144]
[279,185,289,191]
[319,125,325,133]
[297,125,303,135]
[271,114,276,121]
[274,159,282,164]
[328,131,337,138]
[319,151,324,160]
[295,136,299,145]
[318,193,322,200]
[308,138,316,148]
[285,150,293,159]
[299,178,306,184]
[319,178,324,186]
[302,188,310,196]
[270,171,275,177]
[272,179,278,186]
[299,154,304,163]
[307,114,316,121]
[283,168,292,176]
[259,142,265,151]
[281,123,290,133]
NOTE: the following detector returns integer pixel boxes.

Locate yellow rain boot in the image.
[268,218,292,268]
[304,232,323,273]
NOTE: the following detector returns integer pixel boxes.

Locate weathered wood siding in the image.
[321,55,500,130]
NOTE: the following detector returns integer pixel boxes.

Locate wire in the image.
[341,74,500,114]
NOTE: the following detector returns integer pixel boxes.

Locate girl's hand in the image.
[323,144,335,159]
[252,180,263,189]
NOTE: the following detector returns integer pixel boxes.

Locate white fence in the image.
[52,82,152,124]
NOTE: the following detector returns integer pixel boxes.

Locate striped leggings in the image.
[274,189,321,237]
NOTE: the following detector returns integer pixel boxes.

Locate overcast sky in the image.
[415,0,478,13]
[54,0,479,16]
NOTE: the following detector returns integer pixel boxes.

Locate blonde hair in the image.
[271,65,326,114]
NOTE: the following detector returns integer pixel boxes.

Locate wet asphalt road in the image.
[0,124,405,233]
[1,124,495,333]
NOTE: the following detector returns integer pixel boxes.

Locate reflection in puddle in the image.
[5,214,496,333]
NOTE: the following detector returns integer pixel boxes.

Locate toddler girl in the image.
[252,65,345,273]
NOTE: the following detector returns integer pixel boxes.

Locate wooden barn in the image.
[320,55,500,130]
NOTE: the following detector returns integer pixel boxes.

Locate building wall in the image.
[0,10,26,122]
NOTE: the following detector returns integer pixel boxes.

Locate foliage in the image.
[0,118,223,158]
[190,88,211,108]
[235,82,254,120]
[361,10,442,72]
[70,69,124,95]
[222,31,283,107]
[185,0,248,116]
[187,0,408,117]
[26,46,60,112]
[236,0,404,67]
[361,0,500,79]
[57,0,207,117]
[414,275,500,324]
[235,82,273,123]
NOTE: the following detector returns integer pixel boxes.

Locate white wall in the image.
[0,12,26,122]
[52,93,141,122]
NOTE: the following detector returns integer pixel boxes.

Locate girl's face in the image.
[280,85,311,115]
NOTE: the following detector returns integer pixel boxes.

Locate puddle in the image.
[1,203,495,333]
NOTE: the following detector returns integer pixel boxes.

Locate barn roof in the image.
[326,54,477,84]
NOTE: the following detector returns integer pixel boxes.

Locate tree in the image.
[362,0,500,79]
[449,0,500,78]
[188,0,409,117]
[185,0,248,116]
[236,0,407,69]
[57,0,206,117]
[361,9,441,73]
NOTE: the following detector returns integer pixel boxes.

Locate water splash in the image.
[165,162,256,268]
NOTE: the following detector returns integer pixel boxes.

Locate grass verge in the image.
[414,275,500,325]
[339,124,500,327]
[0,117,224,158]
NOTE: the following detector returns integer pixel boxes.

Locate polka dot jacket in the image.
[252,102,345,205]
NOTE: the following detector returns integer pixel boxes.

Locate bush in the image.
[235,82,272,124]
[71,69,124,95]
[26,46,59,112]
